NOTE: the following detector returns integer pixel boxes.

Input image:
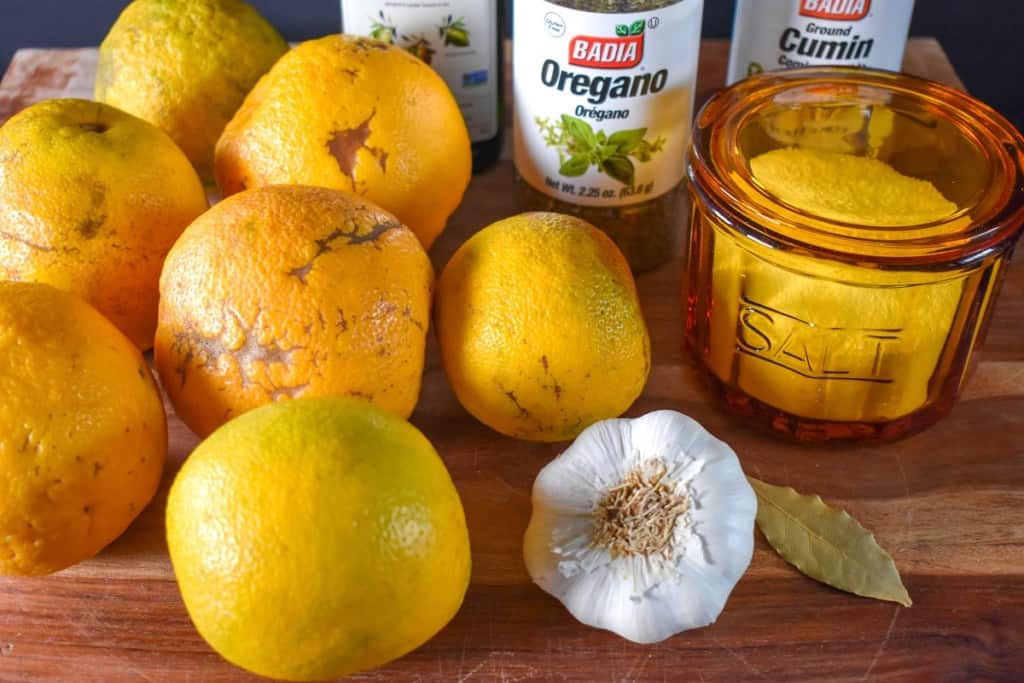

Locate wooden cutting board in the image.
[1,39,1022,682]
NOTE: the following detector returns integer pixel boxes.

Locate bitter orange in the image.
[0,98,207,350]
[436,212,651,442]
[166,397,470,680]
[215,34,471,249]
[154,185,433,437]
[96,0,288,181]
[0,282,166,576]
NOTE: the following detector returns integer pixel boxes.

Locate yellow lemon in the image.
[215,34,471,249]
[0,282,167,576]
[436,212,651,442]
[96,0,288,181]
[166,396,471,680]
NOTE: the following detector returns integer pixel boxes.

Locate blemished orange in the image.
[166,397,471,680]
[95,0,289,181]
[0,98,208,350]
[436,212,651,442]
[154,185,434,437]
[215,34,471,249]
[0,282,167,576]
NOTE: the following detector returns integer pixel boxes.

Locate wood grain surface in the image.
[1,39,1022,682]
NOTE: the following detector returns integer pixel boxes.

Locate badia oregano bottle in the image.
[513,0,704,272]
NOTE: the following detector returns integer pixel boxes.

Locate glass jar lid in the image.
[688,67,1024,269]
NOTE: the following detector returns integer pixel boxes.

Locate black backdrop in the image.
[1,1,1022,130]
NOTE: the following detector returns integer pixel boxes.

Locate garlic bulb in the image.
[523,410,756,644]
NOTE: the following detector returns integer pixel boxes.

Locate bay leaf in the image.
[748,477,912,607]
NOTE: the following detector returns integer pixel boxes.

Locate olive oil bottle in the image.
[341,1,504,173]
[513,0,704,272]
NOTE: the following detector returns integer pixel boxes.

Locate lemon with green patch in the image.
[166,396,471,680]
[96,0,288,181]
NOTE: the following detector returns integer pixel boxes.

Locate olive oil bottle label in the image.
[513,0,702,207]
[341,1,500,143]
[727,0,915,85]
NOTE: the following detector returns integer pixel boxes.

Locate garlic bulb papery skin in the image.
[523,410,757,644]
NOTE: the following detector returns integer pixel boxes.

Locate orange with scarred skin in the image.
[214,35,471,249]
[154,185,433,437]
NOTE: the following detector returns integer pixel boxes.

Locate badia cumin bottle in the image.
[513,0,704,272]
[727,0,916,84]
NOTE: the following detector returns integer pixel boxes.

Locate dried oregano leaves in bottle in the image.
[513,0,704,272]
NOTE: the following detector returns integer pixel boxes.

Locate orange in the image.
[436,212,651,442]
[0,98,208,350]
[166,397,470,680]
[96,0,288,181]
[155,185,433,437]
[215,35,471,249]
[0,282,167,576]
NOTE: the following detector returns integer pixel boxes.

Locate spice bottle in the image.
[513,0,704,272]
[727,0,915,84]
[341,1,504,173]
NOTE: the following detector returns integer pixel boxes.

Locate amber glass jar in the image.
[685,67,1024,443]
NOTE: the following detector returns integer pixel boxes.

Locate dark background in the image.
[1,1,1021,130]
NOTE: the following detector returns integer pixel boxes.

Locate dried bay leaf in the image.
[748,477,912,607]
